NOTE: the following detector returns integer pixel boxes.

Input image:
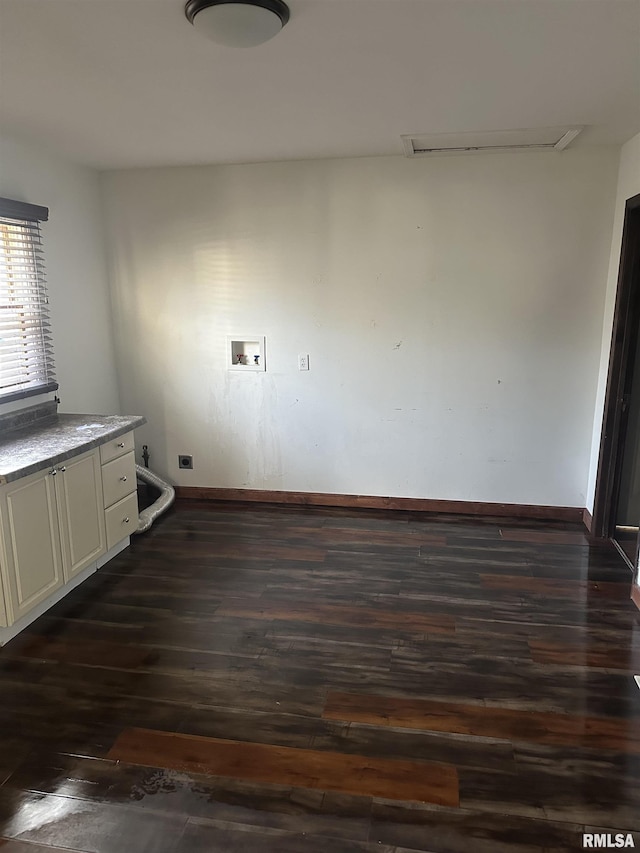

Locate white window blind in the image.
[0,197,57,403]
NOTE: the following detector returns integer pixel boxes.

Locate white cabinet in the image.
[100,436,138,548]
[0,431,138,635]
[0,466,65,624]
[56,449,106,582]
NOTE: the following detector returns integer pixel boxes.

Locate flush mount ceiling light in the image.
[185,0,290,47]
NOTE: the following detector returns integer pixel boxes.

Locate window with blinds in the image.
[0,197,57,403]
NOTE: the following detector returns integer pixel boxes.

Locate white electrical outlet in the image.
[298,353,310,371]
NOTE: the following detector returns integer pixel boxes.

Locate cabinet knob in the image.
[59,466,66,473]
[119,475,127,482]
[123,517,130,524]
[117,442,125,448]
[49,468,57,476]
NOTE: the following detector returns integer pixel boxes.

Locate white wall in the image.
[585,132,640,513]
[102,150,618,506]
[0,134,120,416]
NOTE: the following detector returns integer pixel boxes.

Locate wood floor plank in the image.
[0,842,93,853]
[216,599,456,634]
[176,820,397,853]
[13,634,156,669]
[370,800,592,853]
[528,638,640,670]
[174,819,395,853]
[322,691,640,753]
[458,763,640,829]
[499,528,589,545]
[138,539,327,562]
[480,574,632,599]
[257,524,446,548]
[0,788,187,853]
[455,615,638,646]
[107,727,459,806]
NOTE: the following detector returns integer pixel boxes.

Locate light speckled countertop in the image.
[0,413,146,484]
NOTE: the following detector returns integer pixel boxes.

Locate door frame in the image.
[592,193,640,541]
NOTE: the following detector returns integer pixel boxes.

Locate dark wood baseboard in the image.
[631,584,640,612]
[174,487,584,524]
[582,507,593,533]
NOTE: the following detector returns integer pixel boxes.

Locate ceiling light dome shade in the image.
[185,0,290,48]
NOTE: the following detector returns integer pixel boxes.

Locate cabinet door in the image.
[0,468,64,624]
[56,449,106,582]
[0,573,7,627]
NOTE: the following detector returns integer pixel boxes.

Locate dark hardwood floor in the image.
[0,500,639,852]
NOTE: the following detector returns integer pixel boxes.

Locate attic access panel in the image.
[402,126,583,157]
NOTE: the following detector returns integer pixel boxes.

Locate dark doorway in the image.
[592,193,640,572]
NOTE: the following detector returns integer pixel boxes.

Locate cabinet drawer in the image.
[102,451,136,508]
[105,492,138,550]
[100,431,135,465]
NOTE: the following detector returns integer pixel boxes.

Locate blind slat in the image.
[0,354,54,367]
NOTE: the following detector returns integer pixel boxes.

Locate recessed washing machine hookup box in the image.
[227,335,266,371]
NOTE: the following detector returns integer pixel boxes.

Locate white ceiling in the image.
[1,0,639,170]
